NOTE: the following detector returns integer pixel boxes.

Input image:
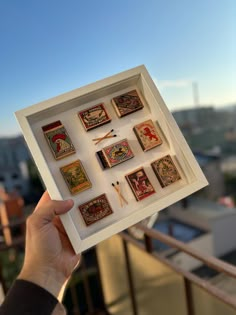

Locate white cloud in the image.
[153,78,193,89]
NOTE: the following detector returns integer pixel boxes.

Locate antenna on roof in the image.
[192,81,200,107]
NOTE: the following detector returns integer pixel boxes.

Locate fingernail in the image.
[65,199,74,207]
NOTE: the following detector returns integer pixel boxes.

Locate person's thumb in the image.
[28,199,74,229]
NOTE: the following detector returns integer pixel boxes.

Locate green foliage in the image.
[0,249,24,290]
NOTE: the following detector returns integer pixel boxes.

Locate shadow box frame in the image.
[15,65,208,253]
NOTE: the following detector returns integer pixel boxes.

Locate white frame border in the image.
[15,65,208,253]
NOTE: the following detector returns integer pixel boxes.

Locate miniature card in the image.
[111,89,144,117]
[78,193,113,226]
[133,119,162,151]
[42,120,75,160]
[151,155,181,187]
[60,160,92,195]
[78,103,111,131]
[101,138,134,168]
[125,167,156,201]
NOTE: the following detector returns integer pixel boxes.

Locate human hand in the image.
[18,191,81,299]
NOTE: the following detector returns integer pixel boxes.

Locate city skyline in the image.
[0,0,235,136]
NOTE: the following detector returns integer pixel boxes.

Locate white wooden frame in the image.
[15,65,208,253]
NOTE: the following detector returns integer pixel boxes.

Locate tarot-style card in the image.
[111,89,144,117]
[99,138,134,168]
[78,103,111,131]
[60,160,92,195]
[133,119,162,151]
[78,193,113,226]
[151,155,181,187]
[125,167,156,201]
[42,120,75,160]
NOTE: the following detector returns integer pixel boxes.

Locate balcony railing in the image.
[118,223,236,315]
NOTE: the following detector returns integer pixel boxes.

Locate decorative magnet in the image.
[78,103,111,131]
[151,155,181,188]
[125,167,156,201]
[78,193,113,226]
[42,120,75,160]
[96,138,134,169]
[111,90,144,117]
[133,119,162,151]
[60,159,92,195]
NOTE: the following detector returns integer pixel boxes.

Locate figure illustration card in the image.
[111,89,144,117]
[101,138,134,168]
[78,194,113,226]
[125,167,156,201]
[151,155,181,188]
[60,160,92,195]
[133,119,162,151]
[42,120,75,160]
[78,103,111,131]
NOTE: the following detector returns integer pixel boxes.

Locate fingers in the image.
[37,199,74,221]
[35,191,74,216]
[31,192,74,228]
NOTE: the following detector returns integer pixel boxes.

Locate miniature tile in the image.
[78,193,113,226]
[60,160,92,195]
[151,155,181,187]
[125,167,156,201]
[111,89,144,117]
[98,138,134,168]
[133,119,162,151]
[42,120,75,160]
[78,103,111,131]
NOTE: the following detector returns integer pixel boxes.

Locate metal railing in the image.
[119,223,236,315]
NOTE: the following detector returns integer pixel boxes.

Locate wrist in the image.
[18,265,67,299]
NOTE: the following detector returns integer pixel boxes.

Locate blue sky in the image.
[0,0,235,136]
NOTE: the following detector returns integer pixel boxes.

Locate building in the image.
[172,106,216,129]
[172,106,236,154]
[194,152,225,200]
[0,136,31,196]
[168,198,236,256]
